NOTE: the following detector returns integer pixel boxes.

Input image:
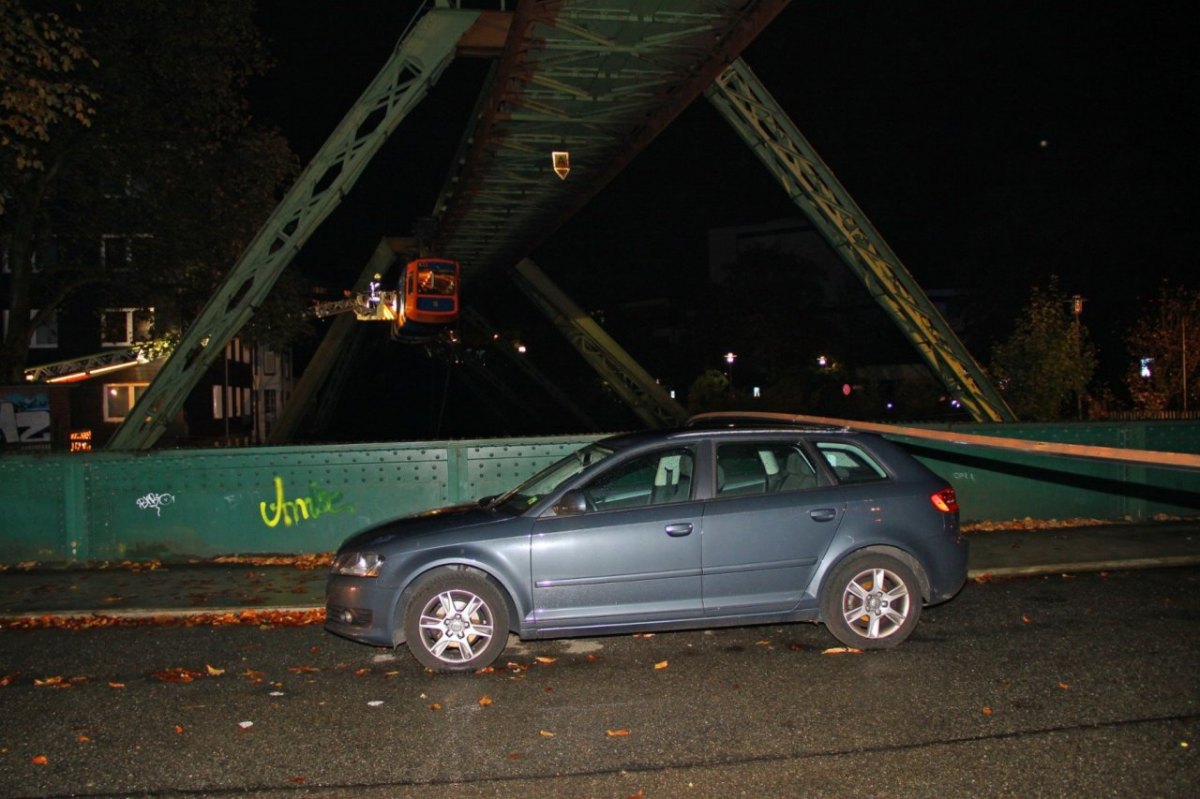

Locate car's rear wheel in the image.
[821,552,921,649]
[402,569,510,672]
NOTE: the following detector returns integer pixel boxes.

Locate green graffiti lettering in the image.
[260,476,355,529]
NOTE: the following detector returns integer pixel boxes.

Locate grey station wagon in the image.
[325,425,967,671]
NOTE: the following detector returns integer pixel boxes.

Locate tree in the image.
[0,0,301,383]
[1123,281,1200,412]
[989,278,1097,421]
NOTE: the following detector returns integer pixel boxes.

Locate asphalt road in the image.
[1,568,1197,798]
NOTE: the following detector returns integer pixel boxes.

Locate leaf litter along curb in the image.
[0,608,327,631]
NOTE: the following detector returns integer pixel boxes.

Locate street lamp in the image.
[724,352,737,388]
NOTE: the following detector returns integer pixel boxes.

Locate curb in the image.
[966,554,1200,580]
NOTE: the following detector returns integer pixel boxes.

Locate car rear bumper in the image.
[924,529,969,603]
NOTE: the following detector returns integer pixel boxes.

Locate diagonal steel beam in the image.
[511,258,687,429]
[107,8,482,449]
[706,58,1016,423]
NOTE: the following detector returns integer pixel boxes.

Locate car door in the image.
[702,440,844,616]
[531,446,702,629]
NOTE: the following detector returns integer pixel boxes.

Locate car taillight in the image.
[930,487,958,514]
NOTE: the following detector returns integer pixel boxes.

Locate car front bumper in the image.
[324,574,401,647]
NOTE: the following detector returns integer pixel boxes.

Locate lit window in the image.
[101,308,154,347]
[103,383,148,422]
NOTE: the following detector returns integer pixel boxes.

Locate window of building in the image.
[263,389,278,416]
[103,383,148,422]
[101,308,155,347]
[100,233,153,271]
[3,236,57,274]
[2,310,59,349]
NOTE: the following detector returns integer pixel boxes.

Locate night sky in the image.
[250,1,1199,437]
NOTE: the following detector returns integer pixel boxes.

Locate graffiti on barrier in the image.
[135,492,175,516]
[0,392,50,447]
[259,476,355,528]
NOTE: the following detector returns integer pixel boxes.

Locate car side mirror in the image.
[552,489,588,516]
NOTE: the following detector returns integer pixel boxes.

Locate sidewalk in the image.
[0,522,1198,621]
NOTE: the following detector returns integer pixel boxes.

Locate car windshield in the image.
[490,443,614,514]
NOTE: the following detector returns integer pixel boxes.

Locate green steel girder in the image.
[706,58,1016,424]
[432,0,790,275]
[461,307,600,431]
[106,8,482,449]
[511,258,687,429]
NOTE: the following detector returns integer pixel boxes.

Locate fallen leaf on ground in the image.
[478,694,493,707]
[1058,682,1071,689]
[152,667,204,683]
[606,729,631,737]
[108,681,125,689]
[821,646,864,655]
[205,664,225,676]
[175,725,184,734]
[287,665,320,674]
[31,755,47,765]
[429,703,442,712]
[238,721,254,729]
[653,660,669,670]
[982,706,994,716]
[539,730,555,737]
[535,656,557,665]
[1021,614,1034,624]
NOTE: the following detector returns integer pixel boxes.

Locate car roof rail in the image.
[684,411,849,432]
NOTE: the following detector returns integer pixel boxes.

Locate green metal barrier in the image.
[0,436,595,564]
[1,422,1197,565]
[901,421,1200,524]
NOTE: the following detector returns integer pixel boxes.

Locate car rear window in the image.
[716,442,819,496]
[815,441,888,484]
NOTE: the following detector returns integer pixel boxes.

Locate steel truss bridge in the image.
[107,0,1014,450]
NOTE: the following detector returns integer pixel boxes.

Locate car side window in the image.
[717,442,818,496]
[582,448,694,511]
[816,442,888,484]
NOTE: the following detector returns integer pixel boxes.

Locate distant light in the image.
[752,386,761,398]
[724,352,737,365]
[552,150,570,179]
[516,343,527,354]
[817,355,828,367]
[1140,357,1153,379]
[669,389,676,399]
[1039,139,1049,148]
[885,402,894,411]
[842,383,852,396]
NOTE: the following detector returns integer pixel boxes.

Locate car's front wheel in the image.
[402,569,510,672]
[821,552,922,649]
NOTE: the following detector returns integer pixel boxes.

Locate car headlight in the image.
[331,552,386,577]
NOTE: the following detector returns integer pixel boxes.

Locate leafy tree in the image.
[989,278,1097,421]
[0,0,301,382]
[1123,281,1200,412]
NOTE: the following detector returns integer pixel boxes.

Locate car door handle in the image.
[809,508,838,522]
[665,523,693,537]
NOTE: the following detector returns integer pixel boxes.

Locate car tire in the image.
[402,569,510,672]
[821,552,922,649]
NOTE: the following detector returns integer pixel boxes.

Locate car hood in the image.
[336,502,512,553]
